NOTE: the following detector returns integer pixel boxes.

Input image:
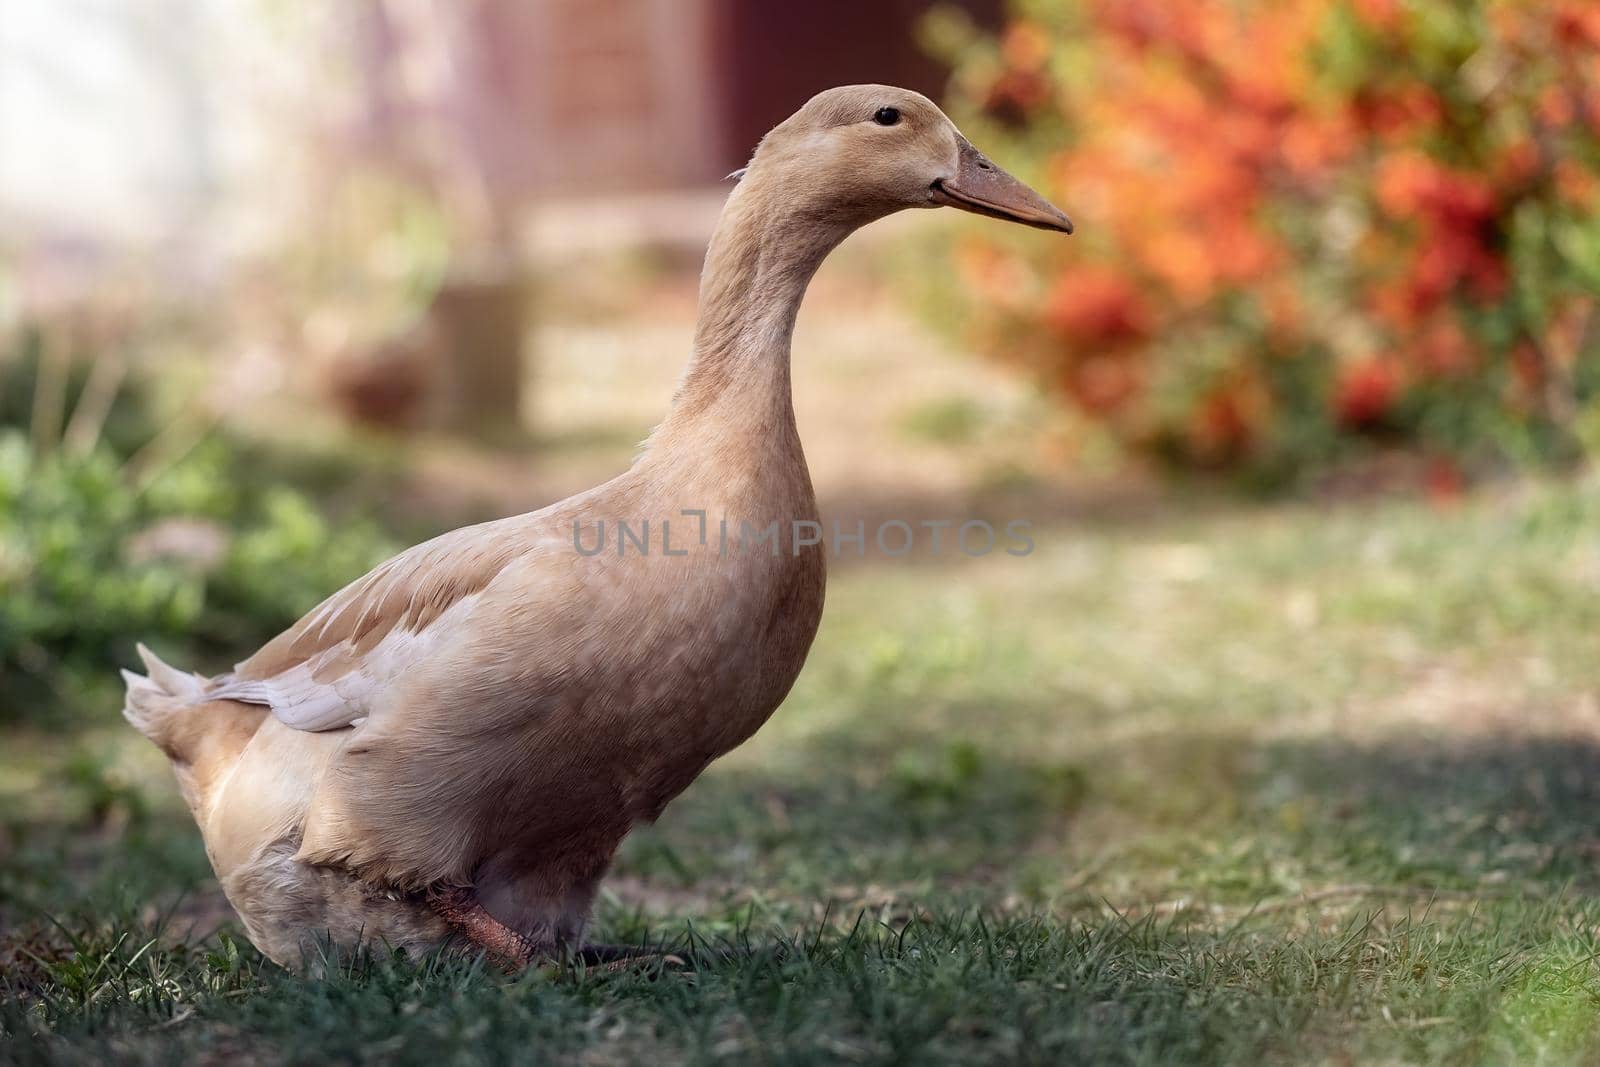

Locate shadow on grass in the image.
[1266,732,1600,894]
[616,702,1098,905]
[620,718,1600,918]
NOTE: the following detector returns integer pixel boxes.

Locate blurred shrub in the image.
[0,329,161,457]
[0,353,396,724]
[922,0,1600,484]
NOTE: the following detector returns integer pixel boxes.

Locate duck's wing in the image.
[207,519,531,731]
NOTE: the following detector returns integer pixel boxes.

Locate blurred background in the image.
[4,1,1600,1034]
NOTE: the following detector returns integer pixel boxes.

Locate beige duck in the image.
[122,85,1072,970]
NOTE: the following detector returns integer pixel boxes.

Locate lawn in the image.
[6,466,1600,1065]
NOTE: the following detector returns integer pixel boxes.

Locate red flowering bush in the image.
[922,0,1600,482]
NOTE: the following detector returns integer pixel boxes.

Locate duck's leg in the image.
[426,884,546,969]
[426,887,685,971]
[426,885,685,972]
[455,849,687,972]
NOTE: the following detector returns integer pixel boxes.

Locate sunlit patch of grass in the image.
[898,396,989,445]
[1485,942,1600,1065]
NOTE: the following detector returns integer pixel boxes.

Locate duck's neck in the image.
[650,182,852,452]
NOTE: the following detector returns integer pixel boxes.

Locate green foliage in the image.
[0,348,396,723]
[0,329,162,458]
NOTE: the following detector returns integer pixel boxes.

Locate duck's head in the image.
[739,84,1072,235]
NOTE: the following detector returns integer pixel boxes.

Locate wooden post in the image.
[430,261,528,432]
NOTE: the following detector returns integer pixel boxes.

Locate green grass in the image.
[6,476,1600,1064]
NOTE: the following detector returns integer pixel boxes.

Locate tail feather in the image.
[122,646,268,826]
[122,644,207,750]
[136,643,206,698]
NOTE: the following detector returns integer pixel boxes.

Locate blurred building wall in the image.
[0,0,1000,281]
[709,0,1002,175]
[516,0,723,191]
[390,0,1002,196]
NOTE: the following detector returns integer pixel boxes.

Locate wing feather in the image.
[212,518,530,731]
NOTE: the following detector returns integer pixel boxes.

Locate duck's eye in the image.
[873,106,901,126]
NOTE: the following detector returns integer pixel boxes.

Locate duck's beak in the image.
[931,138,1073,234]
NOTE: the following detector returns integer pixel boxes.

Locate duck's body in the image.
[135,456,822,965]
[123,85,1070,970]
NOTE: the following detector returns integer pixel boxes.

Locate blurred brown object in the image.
[325,321,439,430]
[322,263,527,432]
[430,264,527,432]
